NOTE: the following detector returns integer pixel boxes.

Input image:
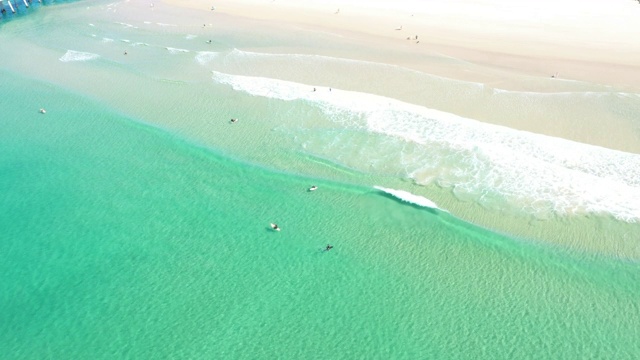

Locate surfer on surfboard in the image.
[270,223,280,231]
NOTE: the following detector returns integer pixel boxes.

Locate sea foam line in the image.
[222,49,638,97]
[211,71,640,223]
[224,49,485,88]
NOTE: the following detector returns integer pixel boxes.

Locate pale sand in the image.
[164,0,640,89]
[152,0,640,152]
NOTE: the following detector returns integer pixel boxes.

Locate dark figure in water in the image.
[325,244,333,251]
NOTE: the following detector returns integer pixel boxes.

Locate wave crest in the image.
[59,50,99,62]
[211,71,640,223]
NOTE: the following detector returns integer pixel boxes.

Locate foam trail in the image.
[211,71,640,223]
[166,47,190,54]
[59,50,100,62]
[196,52,219,65]
[375,186,446,212]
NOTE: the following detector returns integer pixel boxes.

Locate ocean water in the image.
[2,0,640,358]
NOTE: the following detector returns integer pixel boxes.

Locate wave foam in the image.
[195,51,219,65]
[166,47,189,54]
[375,186,445,211]
[59,50,99,62]
[211,71,640,223]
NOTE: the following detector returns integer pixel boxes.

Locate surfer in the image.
[271,223,280,231]
[39,108,46,114]
[308,185,318,191]
[325,244,333,251]
[124,50,128,55]
[230,118,238,123]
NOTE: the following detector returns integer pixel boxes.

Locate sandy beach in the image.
[167,0,640,88]
[153,0,640,154]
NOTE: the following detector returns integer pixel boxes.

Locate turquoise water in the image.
[2,1,640,358]
[3,70,640,359]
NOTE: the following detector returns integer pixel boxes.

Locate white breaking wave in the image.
[374,186,446,211]
[211,71,640,223]
[166,47,189,54]
[59,50,100,62]
[115,22,138,29]
[195,51,219,65]
[185,34,197,40]
[196,51,220,65]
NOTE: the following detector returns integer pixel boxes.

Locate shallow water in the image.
[2,1,640,358]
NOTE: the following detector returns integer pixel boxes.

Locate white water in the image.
[375,186,445,211]
[59,50,100,62]
[211,71,640,223]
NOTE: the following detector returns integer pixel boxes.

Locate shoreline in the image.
[147,0,640,154]
[1,0,637,259]
[163,0,640,92]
